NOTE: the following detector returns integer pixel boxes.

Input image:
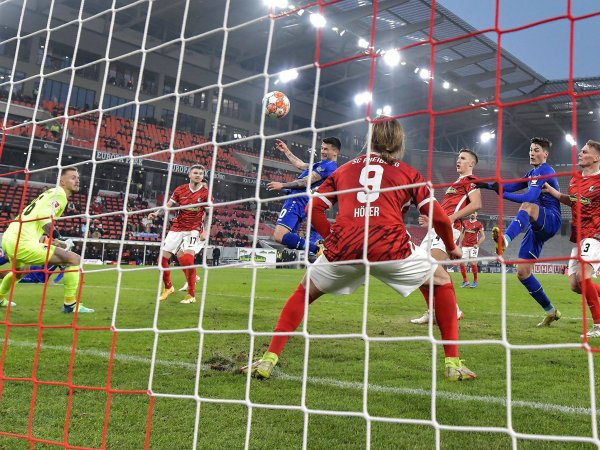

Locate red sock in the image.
[268,284,314,356]
[419,285,431,309]
[178,253,196,297]
[583,278,600,324]
[161,256,172,289]
[433,283,459,358]
[460,264,467,282]
[471,264,478,282]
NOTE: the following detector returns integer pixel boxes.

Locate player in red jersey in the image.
[410,149,482,324]
[458,213,485,288]
[242,117,476,381]
[543,140,600,338]
[148,165,210,304]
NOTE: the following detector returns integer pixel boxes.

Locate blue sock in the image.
[282,232,305,250]
[505,210,530,242]
[308,242,318,254]
[520,275,554,311]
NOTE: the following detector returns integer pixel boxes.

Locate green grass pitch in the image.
[0,266,599,449]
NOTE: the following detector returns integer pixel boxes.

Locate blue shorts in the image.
[276,198,307,234]
[518,207,561,260]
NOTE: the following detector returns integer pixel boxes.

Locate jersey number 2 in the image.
[357,165,384,203]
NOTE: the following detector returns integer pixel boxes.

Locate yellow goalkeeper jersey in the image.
[4,187,67,243]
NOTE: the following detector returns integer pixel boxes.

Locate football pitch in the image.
[0,267,599,449]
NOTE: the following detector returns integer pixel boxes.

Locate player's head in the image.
[469,212,477,222]
[188,164,206,184]
[456,148,478,175]
[59,167,80,194]
[370,116,405,164]
[529,137,551,166]
[321,137,341,161]
[579,139,600,168]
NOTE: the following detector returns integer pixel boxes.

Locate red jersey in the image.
[568,171,600,242]
[314,154,432,262]
[169,183,210,232]
[440,175,478,229]
[461,220,483,247]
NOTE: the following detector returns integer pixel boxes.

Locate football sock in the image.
[0,271,14,298]
[520,275,553,311]
[433,283,459,358]
[471,263,478,282]
[178,253,196,297]
[582,278,600,324]
[595,284,600,297]
[161,256,172,289]
[505,210,530,242]
[460,264,467,282]
[268,283,315,356]
[62,266,80,298]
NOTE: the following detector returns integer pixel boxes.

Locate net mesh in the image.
[0,0,599,448]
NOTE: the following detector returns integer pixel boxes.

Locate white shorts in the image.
[162,230,205,255]
[568,238,600,276]
[420,228,461,255]
[462,247,479,260]
[308,245,436,297]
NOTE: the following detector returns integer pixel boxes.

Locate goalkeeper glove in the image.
[474,181,499,193]
[64,238,75,252]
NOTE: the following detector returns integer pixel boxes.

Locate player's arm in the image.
[274,139,309,170]
[501,167,555,204]
[475,180,527,193]
[268,171,322,191]
[200,207,211,241]
[42,225,74,251]
[476,228,486,248]
[149,199,177,219]
[542,182,572,206]
[309,177,337,238]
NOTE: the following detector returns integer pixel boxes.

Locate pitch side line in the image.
[0,337,595,417]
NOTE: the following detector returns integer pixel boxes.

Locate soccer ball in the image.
[263,91,290,119]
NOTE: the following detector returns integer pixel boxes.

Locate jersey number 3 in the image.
[357,165,384,203]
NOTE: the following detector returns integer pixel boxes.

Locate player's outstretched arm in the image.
[149,199,177,219]
[502,183,542,204]
[275,139,309,170]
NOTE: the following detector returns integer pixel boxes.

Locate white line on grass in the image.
[1,337,595,416]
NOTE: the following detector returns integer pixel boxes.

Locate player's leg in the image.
[459,247,469,287]
[274,200,317,253]
[242,257,364,379]
[412,231,463,324]
[517,260,561,326]
[159,231,181,300]
[47,247,93,313]
[570,239,600,337]
[419,264,475,381]
[470,247,479,288]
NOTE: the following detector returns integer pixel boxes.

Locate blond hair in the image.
[370,116,405,164]
[587,139,600,153]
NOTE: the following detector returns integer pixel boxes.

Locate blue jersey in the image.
[286,159,337,205]
[503,163,561,217]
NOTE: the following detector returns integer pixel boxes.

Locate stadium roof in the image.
[11,0,600,156]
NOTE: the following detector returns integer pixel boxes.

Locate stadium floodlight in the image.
[354,91,372,105]
[565,134,576,146]
[480,131,495,143]
[358,38,369,49]
[452,87,458,92]
[264,0,288,8]
[383,49,401,67]
[419,68,430,80]
[309,13,326,28]
[297,8,304,15]
[278,68,299,83]
[442,81,450,89]
[382,105,392,115]
[376,108,383,115]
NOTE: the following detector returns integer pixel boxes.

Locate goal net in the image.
[0,0,599,448]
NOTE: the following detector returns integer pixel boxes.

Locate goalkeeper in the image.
[477,137,561,327]
[0,167,94,313]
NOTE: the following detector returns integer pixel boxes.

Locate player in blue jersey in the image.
[267,137,340,254]
[477,137,562,326]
